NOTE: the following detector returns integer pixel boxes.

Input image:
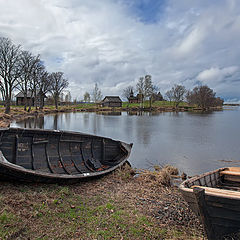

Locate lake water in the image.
[11,107,240,176]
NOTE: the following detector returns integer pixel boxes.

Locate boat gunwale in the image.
[179,167,240,200]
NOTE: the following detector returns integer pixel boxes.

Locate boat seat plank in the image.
[217,185,240,191]
[191,185,240,198]
[220,170,240,176]
[60,139,84,143]
[33,140,49,144]
[223,175,240,183]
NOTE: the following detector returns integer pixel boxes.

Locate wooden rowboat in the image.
[0,128,132,183]
[179,167,240,240]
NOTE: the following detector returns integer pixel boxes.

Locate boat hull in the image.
[0,128,132,183]
[180,168,240,239]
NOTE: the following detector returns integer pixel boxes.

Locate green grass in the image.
[0,185,169,239]
[122,100,191,108]
[74,103,97,109]
[0,169,203,240]
[0,211,19,239]
[28,196,166,239]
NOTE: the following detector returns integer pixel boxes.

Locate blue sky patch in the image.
[121,0,166,23]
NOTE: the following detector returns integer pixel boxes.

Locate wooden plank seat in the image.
[190,185,240,199]
[220,169,240,183]
[220,170,240,176]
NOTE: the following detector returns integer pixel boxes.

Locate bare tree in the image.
[17,50,40,111]
[144,75,154,99]
[0,37,22,113]
[92,83,102,103]
[83,92,90,102]
[165,89,174,103]
[65,91,72,105]
[214,97,224,106]
[122,86,134,100]
[136,77,145,107]
[149,85,159,108]
[144,75,159,108]
[35,65,52,110]
[49,72,69,109]
[186,85,221,109]
[136,77,144,95]
[136,75,156,107]
[170,84,186,108]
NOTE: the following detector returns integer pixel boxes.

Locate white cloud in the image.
[0,0,240,101]
[197,66,239,83]
[176,27,206,56]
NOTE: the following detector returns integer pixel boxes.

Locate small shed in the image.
[15,90,45,106]
[102,96,122,107]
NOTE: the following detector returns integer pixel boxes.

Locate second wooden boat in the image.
[0,128,132,183]
[179,167,240,239]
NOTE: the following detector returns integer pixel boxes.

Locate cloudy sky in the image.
[0,0,239,102]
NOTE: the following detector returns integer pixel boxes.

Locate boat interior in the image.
[184,167,240,197]
[0,128,128,175]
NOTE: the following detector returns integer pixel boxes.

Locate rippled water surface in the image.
[11,107,240,175]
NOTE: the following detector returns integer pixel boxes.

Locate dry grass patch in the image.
[0,164,203,239]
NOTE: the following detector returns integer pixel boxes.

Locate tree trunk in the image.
[34,90,37,110]
[149,96,152,109]
[27,94,33,113]
[39,94,44,110]
[54,96,58,110]
[5,97,11,114]
[24,95,27,111]
[27,99,32,112]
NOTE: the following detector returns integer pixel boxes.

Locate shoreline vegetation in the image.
[0,100,223,128]
[0,164,203,239]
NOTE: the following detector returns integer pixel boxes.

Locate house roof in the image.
[102,96,122,102]
[128,96,138,100]
[15,90,41,98]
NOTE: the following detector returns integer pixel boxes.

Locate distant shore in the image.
[0,103,223,128]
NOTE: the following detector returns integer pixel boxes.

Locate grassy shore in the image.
[0,100,223,128]
[0,165,203,240]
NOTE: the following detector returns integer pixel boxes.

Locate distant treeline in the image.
[122,75,224,109]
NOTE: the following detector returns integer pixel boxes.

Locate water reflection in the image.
[22,115,44,129]
[97,111,122,116]
[11,107,240,175]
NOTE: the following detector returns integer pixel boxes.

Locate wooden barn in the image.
[15,90,45,106]
[102,96,122,107]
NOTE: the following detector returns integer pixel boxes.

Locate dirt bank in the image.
[0,165,203,239]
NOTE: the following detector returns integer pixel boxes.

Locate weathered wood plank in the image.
[46,137,66,174]
[60,141,79,174]
[193,187,217,240]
